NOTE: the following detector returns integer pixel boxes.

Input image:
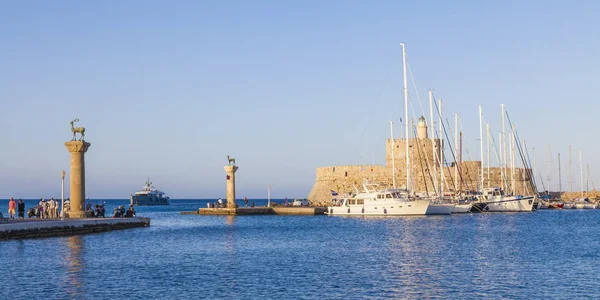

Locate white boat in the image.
[452,203,473,213]
[562,202,573,209]
[480,187,534,212]
[130,178,170,206]
[326,43,426,217]
[572,198,595,209]
[425,202,455,215]
[327,184,430,216]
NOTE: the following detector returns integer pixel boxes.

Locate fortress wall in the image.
[385,138,441,170]
[308,137,536,204]
[309,162,535,204]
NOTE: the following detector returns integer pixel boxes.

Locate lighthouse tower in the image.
[417,116,428,139]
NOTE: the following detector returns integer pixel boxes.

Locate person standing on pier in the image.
[244,197,248,207]
[49,198,56,218]
[39,199,45,218]
[17,199,25,220]
[8,197,16,219]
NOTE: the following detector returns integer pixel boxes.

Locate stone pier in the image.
[65,141,91,218]
[224,165,238,208]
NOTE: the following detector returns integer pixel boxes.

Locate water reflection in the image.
[223,215,239,298]
[62,236,85,299]
[225,215,235,226]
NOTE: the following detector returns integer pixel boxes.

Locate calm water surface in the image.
[1,199,599,299]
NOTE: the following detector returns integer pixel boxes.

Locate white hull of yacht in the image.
[425,203,455,215]
[486,196,534,212]
[327,199,430,216]
[562,203,573,209]
[452,203,472,213]
[573,203,585,209]
[583,204,596,209]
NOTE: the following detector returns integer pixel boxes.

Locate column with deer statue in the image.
[64,118,91,218]
[224,155,238,209]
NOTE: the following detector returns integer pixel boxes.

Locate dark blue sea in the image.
[1,199,599,299]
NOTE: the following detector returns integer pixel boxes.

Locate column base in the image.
[66,210,93,219]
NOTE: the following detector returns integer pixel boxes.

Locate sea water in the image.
[1,199,599,299]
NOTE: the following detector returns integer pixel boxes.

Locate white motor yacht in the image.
[327,184,430,216]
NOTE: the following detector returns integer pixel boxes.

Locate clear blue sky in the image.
[1,0,599,198]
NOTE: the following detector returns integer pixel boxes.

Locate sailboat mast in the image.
[390,120,396,189]
[580,149,583,198]
[522,140,527,195]
[531,147,544,196]
[558,153,562,192]
[501,104,507,191]
[569,145,573,193]
[547,145,551,196]
[479,105,484,193]
[429,90,438,195]
[439,99,444,201]
[460,131,463,195]
[454,113,458,195]
[586,163,590,196]
[401,43,410,192]
[486,123,490,188]
[511,127,515,194]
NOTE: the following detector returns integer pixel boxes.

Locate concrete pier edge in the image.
[0,217,150,240]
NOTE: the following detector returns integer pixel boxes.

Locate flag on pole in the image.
[331,190,339,196]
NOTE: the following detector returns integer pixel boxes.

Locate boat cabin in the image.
[483,187,505,196]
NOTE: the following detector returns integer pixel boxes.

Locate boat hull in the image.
[470,202,488,213]
[486,196,534,212]
[327,199,430,216]
[562,203,573,209]
[452,203,472,213]
[426,203,455,215]
[130,195,170,206]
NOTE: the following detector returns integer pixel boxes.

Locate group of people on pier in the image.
[206,197,255,208]
[3,198,137,222]
[4,197,64,220]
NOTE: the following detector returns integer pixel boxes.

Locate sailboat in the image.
[478,105,534,212]
[423,95,454,215]
[450,112,473,213]
[327,43,432,216]
[562,145,575,209]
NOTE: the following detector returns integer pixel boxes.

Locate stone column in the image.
[65,141,91,218]
[224,165,238,208]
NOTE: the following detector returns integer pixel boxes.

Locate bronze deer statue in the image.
[227,155,235,166]
[70,119,85,141]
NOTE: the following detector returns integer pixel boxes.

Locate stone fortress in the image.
[308,116,534,204]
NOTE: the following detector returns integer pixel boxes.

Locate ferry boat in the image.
[327,184,430,216]
[479,187,534,212]
[130,179,170,206]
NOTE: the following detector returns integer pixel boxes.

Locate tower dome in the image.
[417,116,427,139]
